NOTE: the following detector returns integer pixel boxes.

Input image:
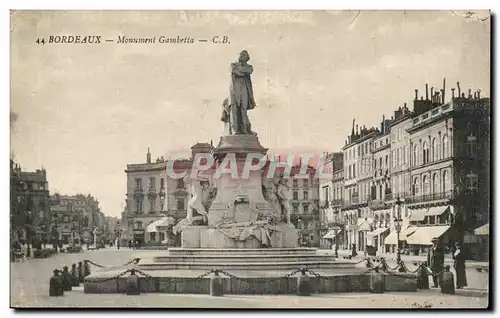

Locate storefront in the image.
[405,225,450,254]
[132,229,145,246]
[385,226,418,253]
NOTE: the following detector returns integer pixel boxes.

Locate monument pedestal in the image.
[181,224,299,249]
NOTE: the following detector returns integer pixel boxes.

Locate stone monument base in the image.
[181,225,299,249]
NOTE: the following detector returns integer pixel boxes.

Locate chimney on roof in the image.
[468,89,472,99]
[356,124,359,135]
[430,87,434,101]
[451,88,455,98]
[414,89,418,101]
[442,78,446,103]
[381,115,385,133]
[474,91,477,99]
[425,83,429,100]
[457,82,461,97]
[477,89,481,100]
[147,147,151,164]
[351,119,355,136]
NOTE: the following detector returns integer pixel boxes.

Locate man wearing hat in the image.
[427,237,445,288]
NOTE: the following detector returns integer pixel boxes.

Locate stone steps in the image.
[152,254,338,264]
[137,260,356,271]
[166,247,318,256]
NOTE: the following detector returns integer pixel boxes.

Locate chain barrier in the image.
[84,258,141,268]
[84,269,133,283]
[85,260,105,268]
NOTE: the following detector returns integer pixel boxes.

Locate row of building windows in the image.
[134,197,185,213]
[291,203,312,214]
[134,177,180,190]
[292,190,310,200]
[292,179,309,188]
[344,133,478,180]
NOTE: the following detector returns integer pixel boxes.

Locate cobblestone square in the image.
[10,249,489,308]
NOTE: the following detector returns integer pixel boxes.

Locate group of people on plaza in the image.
[49,260,91,296]
[427,237,468,290]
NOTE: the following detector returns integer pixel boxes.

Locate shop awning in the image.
[146,220,161,233]
[322,230,337,239]
[426,206,450,216]
[474,223,489,236]
[406,226,450,245]
[146,217,176,233]
[156,216,176,227]
[384,226,417,245]
[409,208,427,221]
[367,227,389,237]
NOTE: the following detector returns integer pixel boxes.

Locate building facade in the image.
[341,124,379,252]
[319,153,344,249]
[49,193,105,245]
[335,80,490,258]
[287,165,320,247]
[124,143,213,246]
[10,161,50,249]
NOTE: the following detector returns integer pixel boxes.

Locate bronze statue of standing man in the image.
[221,50,256,135]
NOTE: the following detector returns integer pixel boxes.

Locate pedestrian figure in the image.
[453,242,468,289]
[351,244,358,257]
[70,263,79,287]
[128,240,132,249]
[427,237,445,288]
[78,261,85,283]
[49,269,64,296]
[61,266,72,291]
[83,260,91,277]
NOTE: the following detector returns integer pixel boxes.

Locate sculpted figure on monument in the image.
[276,177,292,225]
[202,180,217,211]
[220,50,257,135]
[262,179,281,217]
[186,176,209,225]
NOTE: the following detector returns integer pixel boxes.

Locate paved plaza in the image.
[10,248,489,308]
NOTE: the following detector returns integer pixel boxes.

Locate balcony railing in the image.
[369,199,385,209]
[331,199,343,207]
[406,191,453,204]
[384,192,393,202]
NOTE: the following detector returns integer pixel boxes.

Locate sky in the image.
[10,10,490,217]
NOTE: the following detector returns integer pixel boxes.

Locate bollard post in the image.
[379,258,388,272]
[83,260,91,277]
[417,263,430,290]
[61,266,72,291]
[440,266,455,295]
[210,270,224,297]
[398,261,407,273]
[297,269,312,296]
[49,269,64,296]
[366,258,373,268]
[70,263,80,287]
[369,267,384,294]
[126,269,140,295]
[78,262,84,283]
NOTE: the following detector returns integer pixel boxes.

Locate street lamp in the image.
[26,210,32,257]
[116,221,121,250]
[72,219,78,247]
[394,197,403,264]
[297,217,303,246]
[53,213,59,252]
